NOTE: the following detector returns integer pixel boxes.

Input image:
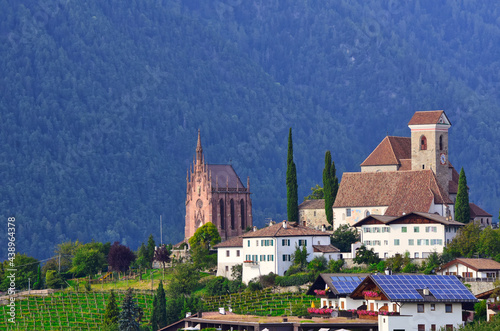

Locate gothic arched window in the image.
[219,199,225,229]
[230,199,235,229]
[420,135,427,150]
[240,199,245,229]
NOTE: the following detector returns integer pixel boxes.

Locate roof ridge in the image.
[360,136,390,166]
[387,136,399,165]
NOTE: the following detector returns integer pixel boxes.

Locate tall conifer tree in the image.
[151,281,167,331]
[323,151,339,225]
[286,128,299,223]
[104,290,119,326]
[455,167,470,223]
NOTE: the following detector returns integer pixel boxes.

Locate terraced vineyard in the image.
[0,290,154,331]
[203,289,318,316]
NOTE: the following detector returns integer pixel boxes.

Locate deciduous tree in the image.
[330,224,359,252]
[304,184,323,200]
[353,245,380,265]
[108,241,136,273]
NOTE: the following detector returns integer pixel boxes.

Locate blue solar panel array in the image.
[330,276,365,294]
[372,275,477,302]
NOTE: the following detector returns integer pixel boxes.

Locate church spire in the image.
[196,129,203,160]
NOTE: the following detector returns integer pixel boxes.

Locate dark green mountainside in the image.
[1,0,499,259]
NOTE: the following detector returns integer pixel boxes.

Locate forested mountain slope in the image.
[1,0,499,259]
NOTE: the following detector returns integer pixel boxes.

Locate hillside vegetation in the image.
[1,0,500,258]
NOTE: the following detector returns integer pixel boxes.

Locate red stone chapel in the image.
[185,130,252,241]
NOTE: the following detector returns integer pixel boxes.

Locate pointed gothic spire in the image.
[196,129,203,165]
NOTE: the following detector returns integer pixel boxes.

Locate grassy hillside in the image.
[1,0,499,259]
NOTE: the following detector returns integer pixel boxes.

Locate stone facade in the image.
[298,199,329,229]
[185,131,252,241]
[409,112,452,196]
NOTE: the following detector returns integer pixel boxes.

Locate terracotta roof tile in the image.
[353,212,463,227]
[312,244,340,253]
[334,170,453,216]
[299,199,325,209]
[213,236,243,248]
[399,159,412,171]
[243,221,330,238]
[454,258,500,271]
[408,110,446,125]
[469,203,492,218]
[361,136,411,166]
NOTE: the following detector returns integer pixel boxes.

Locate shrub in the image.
[292,304,309,317]
[205,276,229,296]
[247,281,262,292]
[259,273,277,288]
[275,272,314,287]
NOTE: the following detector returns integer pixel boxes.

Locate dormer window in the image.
[420,135,427,150]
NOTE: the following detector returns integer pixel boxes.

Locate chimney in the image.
[423,288,430,296]
[321,224,326,232]
[253,226,257,232]
[283,220,288,228]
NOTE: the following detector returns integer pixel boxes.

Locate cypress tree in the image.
[151,281,167,331]
[286,128,298,223]
[323,151,333,224]
[455,167,470,223]
[104,290,119,326]
[323,151,339,225]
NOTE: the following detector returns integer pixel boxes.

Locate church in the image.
[185,130,253,241]
[333,110,461,228]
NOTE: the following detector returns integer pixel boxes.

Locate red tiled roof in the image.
[243,221,330,238]
[361,136,411,166]
[353,212,463,227]
[408,110,447,125]
[334,170,452,216]
[399,159,412,171]
[213,236,243,248]
[440,258,500,272]
[469,203,492,218]
[299,199,325,210]
[312,244,340,253]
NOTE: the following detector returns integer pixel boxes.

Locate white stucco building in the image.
[353,212,463,259]
[215,220,341,284]
[350,274,477,331]
[240,221,336,283]
[213,235,243,280]
[437,258,500,280]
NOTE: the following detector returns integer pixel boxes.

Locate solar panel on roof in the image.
[371,275,477,302]
[330,276,365,294]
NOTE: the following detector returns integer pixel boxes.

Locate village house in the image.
[298,199,328,229]
[214,221,343,284]
[436,258,500,280]
[353,212,464,258]
[306,273,370,310]
[349,274,477,331]
[469,203,493,228]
